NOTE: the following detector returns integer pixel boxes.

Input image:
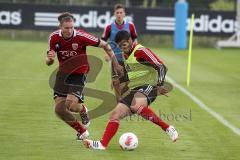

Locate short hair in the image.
[58,12,74,24]
[115,30,131,44]
[114,3,125,11]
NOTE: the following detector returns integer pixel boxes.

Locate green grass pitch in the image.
[0,39,239,160]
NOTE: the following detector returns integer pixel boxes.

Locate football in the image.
[119,132,138,151]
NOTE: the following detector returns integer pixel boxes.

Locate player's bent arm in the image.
[98,40,114,59]
[45,50,55,66]
[100,37,111,62]
[136,51,167,85]
[98,40,123,76]
[156,64,169,96]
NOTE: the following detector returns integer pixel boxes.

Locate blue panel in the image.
[174,0,189,49]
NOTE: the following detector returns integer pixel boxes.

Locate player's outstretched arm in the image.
[46,50,55,66]
[98,40,124,77]
[156,64,168,96]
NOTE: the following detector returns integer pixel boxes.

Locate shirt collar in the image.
[114,20,125,26]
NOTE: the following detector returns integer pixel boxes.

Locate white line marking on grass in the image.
[167,76,240,136]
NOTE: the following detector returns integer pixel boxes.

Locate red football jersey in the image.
[48,29,100,74]
[125,42,164,68]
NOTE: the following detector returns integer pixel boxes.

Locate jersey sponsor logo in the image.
[59,50,78,59]
[0,10,22,25]
[72,43,78,50]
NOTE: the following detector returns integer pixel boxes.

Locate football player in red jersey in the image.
[102,4,138,102]
[83,31,178,150]
[46,12,123,141]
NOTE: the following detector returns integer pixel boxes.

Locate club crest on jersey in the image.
[72,43,78,50]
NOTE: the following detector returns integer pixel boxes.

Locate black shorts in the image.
[111,60,129,83]
[120,84,158,108]
[53,72,86,103]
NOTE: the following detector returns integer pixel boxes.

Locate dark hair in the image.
[58,12,74,23]
[114,3,125,11]
[115,30,131,44]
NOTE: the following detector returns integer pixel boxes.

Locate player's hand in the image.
[47,50,55,60]
[157,85,169,97]
[114,65,124,78]
[46,50,55,66]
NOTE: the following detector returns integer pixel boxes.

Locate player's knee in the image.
[66,101,79,112]
[65,100,72,110]
[55,103,65,116]
[69,105,78,112]
[130,105,139,113]
[109,110,121,120]
[112,79,120,86]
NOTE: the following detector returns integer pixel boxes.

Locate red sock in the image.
[67,120,86,134]
[100,120,119,147]
[138,106,169,131]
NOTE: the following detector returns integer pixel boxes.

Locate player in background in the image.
[46,12,123,141]
[102,3,138,102]
[83,30,179,150]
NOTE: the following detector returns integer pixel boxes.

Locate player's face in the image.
[114,8,125,23]
[118,39,132,54]
[60,20,74,39]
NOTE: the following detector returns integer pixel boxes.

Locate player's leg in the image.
[119,72,130,98]
[65,94,90,127]
[54,96,74,121]
[65,73,90,127]
[100,103,131,147]
[112,77,122,102]
[111,61,129,102]
[83,103,131,150]
[130,91,169,130]
[54,72,89,139]
[54,96,88,140]
[130,85,178,141]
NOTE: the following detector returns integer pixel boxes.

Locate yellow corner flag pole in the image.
[187,14,195,87]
